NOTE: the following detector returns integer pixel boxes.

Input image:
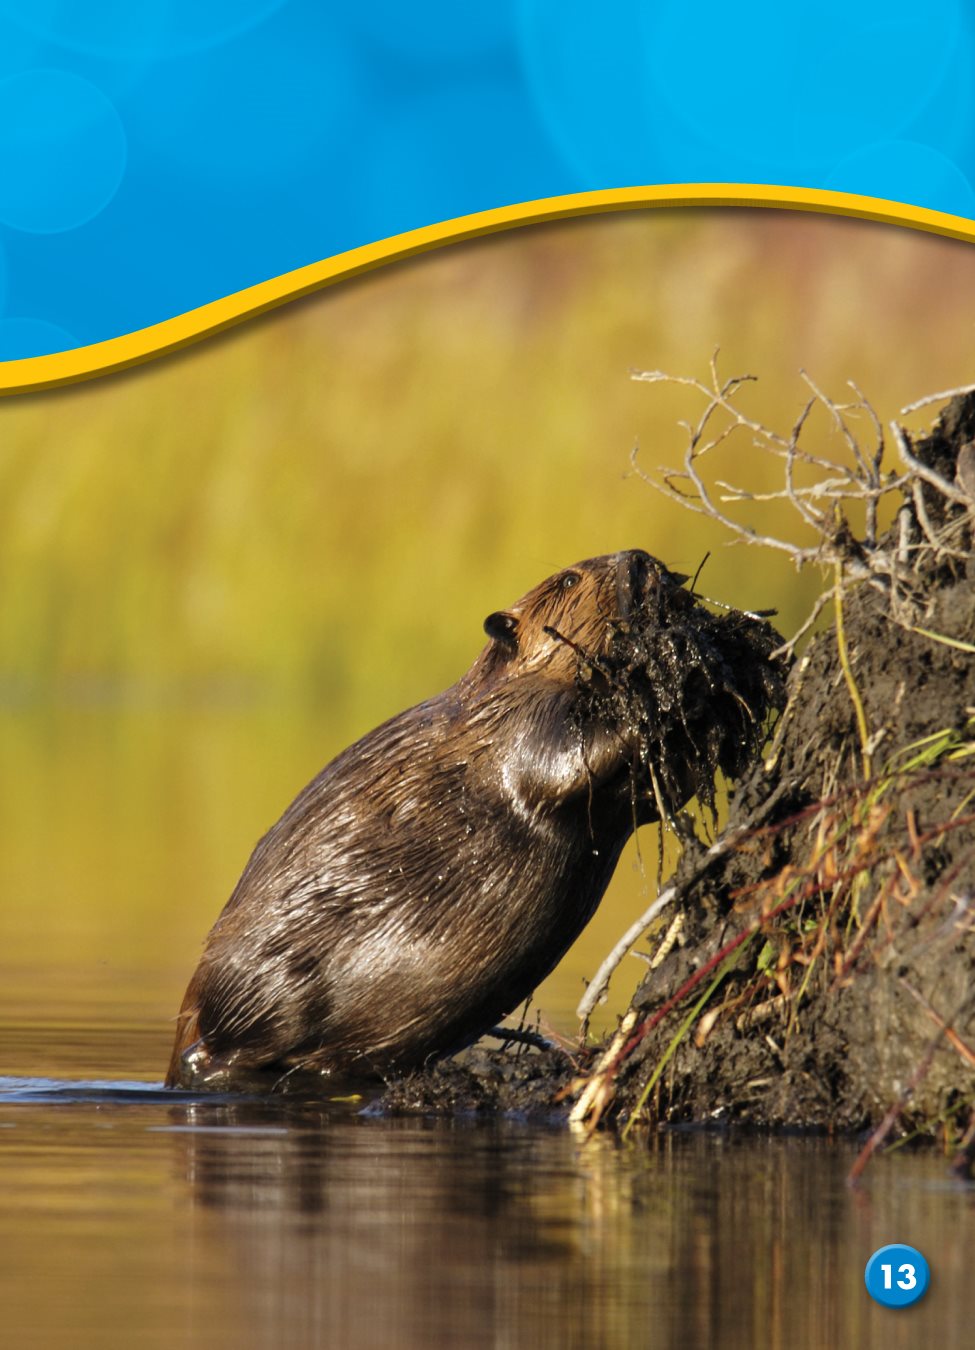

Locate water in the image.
[2,705,975,1347]
[2,1025,974,1349]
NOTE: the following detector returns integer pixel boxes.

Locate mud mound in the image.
[376,1045,575,1120]
[597,393,975,1139]
[610,584,974,1132]
[574,560,787,818]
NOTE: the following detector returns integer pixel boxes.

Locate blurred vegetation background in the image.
[3,207,975,1074]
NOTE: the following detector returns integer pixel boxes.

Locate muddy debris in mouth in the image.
[379,384,975,1155]
[571,557,788,822]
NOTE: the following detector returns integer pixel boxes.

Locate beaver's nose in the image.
[615,549,687,616]
[615,550,651,617]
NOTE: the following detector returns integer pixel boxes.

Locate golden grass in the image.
[5,208,975,708]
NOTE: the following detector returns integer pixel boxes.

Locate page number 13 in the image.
[880,1262,917,1291]
[865,1245,929,1307]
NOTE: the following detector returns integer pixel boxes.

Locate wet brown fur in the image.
[166,551,669,1087]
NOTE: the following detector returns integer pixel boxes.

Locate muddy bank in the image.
[379,390,975,1144]
[378,1044,576,1120]
[606,570,973,1133]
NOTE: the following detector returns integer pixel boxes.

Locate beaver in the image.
[166,549,686,1088]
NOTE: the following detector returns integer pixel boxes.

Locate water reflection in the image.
[158,1097,975,1348]
[169,1103,589,1347]
[1,1074,975,1349]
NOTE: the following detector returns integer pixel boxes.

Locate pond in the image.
[2,704,973,1348]
[2,1058,973,1348]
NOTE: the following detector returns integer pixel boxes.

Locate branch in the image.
[577,781,792,1024]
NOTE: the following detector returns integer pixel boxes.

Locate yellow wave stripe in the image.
[4,183,975,396]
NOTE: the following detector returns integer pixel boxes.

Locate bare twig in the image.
[900,384,975,416]
[891,420,969,507]
[769,589,832,660]
[801,368,873,486]
[630,363,909,594]
[631,362,969,624]
[568,1010,638,1131]
[577,781,792,1025]
[577,886,677,1026]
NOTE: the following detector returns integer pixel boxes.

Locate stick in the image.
[577,782,790,1023]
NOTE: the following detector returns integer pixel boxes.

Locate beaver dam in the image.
[381,375,975,1169]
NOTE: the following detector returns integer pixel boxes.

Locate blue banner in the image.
[0,2,970,367]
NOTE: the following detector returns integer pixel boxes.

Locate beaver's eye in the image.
[559,571,581,592]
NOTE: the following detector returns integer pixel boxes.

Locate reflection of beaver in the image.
[166,550,682,1088]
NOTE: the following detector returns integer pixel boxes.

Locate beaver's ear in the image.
[484,610,519,645]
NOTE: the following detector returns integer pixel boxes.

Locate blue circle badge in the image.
[864,1245,930,1308]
